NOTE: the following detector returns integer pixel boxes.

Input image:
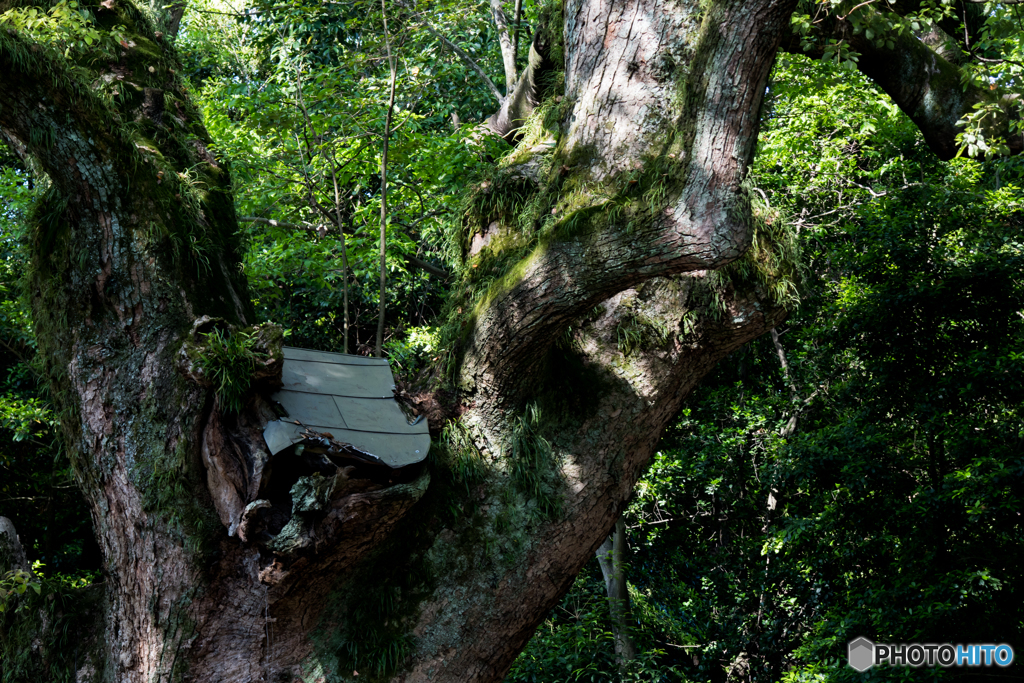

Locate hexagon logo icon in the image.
[848,637,875,672]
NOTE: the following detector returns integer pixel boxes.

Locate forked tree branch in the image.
[462,0,795,398]
[486,20,556,141]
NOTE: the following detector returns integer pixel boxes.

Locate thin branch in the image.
[391,209,449,230]
[237,216,322,234]
[392,177,426,216]
[490,0,517,92]
[424,23,504,104]
[837,0,878,20]
[0,337,29,365]
[405,254,450,279]
[625,518,677,530]
[329,145,352,354]
[971,54,1024,68]
[186,7,245,17]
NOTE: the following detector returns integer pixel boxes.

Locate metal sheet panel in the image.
[297,425,430,468]
[283,347,389,366]
[262,420,305,455]
[333,396,427,435]
[274,390,348,429]
[281,360,395,398]
[263,347,429,468]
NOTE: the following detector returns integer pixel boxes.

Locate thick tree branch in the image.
[851,33,1022,159]
[490,0,518,93]
[781,9,1023,160]
[421,269,788,680]
[464,0,796,400]
[0,32,134,194]
[163,0,187,38]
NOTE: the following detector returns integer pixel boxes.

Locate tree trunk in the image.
[2,0,1009,681]
[597,517,638,666]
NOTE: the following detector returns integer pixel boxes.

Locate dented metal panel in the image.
[274,390,347,428]
[262,419,305,455]
[263,347,430,468]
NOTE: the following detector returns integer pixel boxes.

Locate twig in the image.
[330,144,352,354]
[837,0,878,20]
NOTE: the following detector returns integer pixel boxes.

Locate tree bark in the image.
[490,0,518,93]
[0,10,258,681]
[3,0,1018,681]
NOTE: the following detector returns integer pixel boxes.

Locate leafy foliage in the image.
[510,51,1024,683]
[0,0,128,59]
[178,0,504,359]
[0,155,98,579]
[507,570,686,683]
[0,568,41,614]
[0,565,104,682]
